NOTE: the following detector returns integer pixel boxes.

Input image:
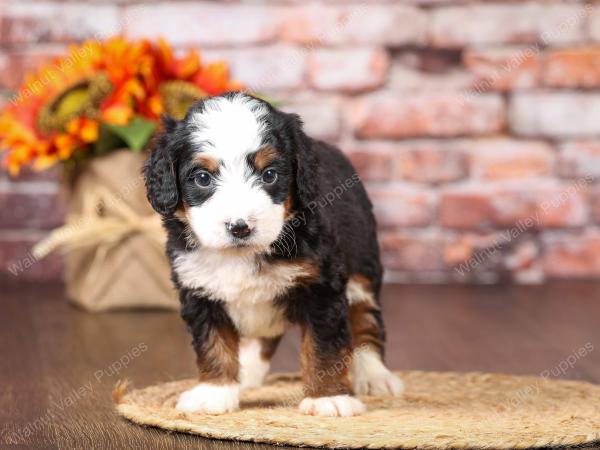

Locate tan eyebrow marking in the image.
[254,146,278,171]
[194,153,219,172]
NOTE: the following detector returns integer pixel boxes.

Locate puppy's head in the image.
[145,92,317,251]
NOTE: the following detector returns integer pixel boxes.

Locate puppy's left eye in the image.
[262,168,278,185]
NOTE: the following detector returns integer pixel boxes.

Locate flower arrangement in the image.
[0,37,243,175]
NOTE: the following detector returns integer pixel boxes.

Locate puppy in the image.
[144,92,403,417]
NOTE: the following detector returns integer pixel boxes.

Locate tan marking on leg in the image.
[346,274,377,307]
[196,324,240,384]
[300,326,352,398]
[347,274,383,353]
[260,336,282,361]
[349,302,384,354]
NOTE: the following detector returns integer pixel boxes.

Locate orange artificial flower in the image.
[0,36,244,174]
[193,62,236,95]
[174,50,202,80]
[66,117,99,143]
[102,103,134,125]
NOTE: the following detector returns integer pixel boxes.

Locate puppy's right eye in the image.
[194,171,212,188]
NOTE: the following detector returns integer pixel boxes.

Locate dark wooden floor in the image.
[1,281,600,450]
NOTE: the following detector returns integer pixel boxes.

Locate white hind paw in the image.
[352,348,404,397]
[299,395,366,417]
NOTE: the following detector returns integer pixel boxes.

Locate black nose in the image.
[227,219,252,239]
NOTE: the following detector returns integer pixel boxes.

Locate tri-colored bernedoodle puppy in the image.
[144,92,403,417]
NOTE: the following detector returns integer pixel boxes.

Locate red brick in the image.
[379,231,447,273]
[591,187,600,224]
[368,186,436,228]
[446,233,543,283]
[544,48,600,88]
[510,93,600,138]
[0,46,65,90]
[388,63,473,91]
[444,232,507,280]
[542,231,600,278]
[467,139,555,180]
[0,2,120,44]
[0,233,63,281]
[282,96,341,142]
[558,141,600,179]
[343,144,394,182]
[430,4,587,48]
[203,46,306,91]
[507,240,543,284]
[125,3,279,46]
[351,92,505,139]
[440,181,590,229]
[587,6,600,43]
[445,232,503,265]
[463,47,541,91]
[307,48,389,93]
[394,141,468,184]
[280,4,426,46]
[0,190,65,230]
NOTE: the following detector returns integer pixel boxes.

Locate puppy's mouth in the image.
[219,237,269,256]
[226,230,267,252]
[231,237,251,248]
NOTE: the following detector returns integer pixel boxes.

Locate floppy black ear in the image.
[286,113,319,209]
[144,116,180,216]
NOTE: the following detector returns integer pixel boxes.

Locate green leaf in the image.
[103,117,157,152]
[95,123,126,154]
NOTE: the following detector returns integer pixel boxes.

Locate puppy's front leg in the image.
[176,290,240,414]
[299,291,366,417]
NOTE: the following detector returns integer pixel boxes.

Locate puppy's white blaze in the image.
[239,338,270,389]
[176,383,240,414]
[351,348,404,397]
[190,95,267,157]
[299,395,366,417]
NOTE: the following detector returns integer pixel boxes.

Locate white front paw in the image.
[299,395,366,417]
[176,383,240,414]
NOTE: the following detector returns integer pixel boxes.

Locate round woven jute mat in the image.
[114,371,600,449]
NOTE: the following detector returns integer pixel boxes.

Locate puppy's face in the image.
[180,97,290,250]
[146,93,307,252]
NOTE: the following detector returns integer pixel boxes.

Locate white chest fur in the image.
[173,248,311,337]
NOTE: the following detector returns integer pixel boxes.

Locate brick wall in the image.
[2,0,600,283]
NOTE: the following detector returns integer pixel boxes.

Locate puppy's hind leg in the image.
[347,275,404,397]
[239,336,281,389]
